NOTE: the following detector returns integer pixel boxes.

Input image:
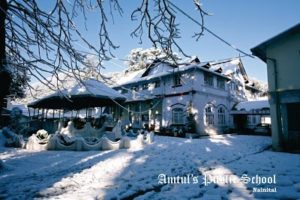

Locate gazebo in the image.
[27,79,126,135]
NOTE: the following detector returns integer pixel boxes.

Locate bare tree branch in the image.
[0,0,207,103]
[130,0,208,61]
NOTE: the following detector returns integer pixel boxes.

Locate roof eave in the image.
[251,46,267,63]
[251,23,300,63]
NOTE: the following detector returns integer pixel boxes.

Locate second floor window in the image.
[204,72,213,86]
[173,73,182,86]
[217,78,225,89]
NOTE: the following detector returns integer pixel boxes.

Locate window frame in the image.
[204,72,214,87]
[217,106,226,125]
[173,73,182,87]
[205,105,214,125]
[217,77,225,90]
[172,107,184,125]
[142,83,149,90]
[154,80,160,88]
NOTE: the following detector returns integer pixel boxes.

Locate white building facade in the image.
[113,58,255,136]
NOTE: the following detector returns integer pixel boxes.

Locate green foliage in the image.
[185,112,196,133]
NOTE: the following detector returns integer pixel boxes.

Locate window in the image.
[205,105,214,125]
[204,72,213,86]
[121,89,128,94]
[131,86,139,92]
[173,74,182,86]
[142,83,149,90]
[218,106,226,125]
[217,77,225,89]
[142,114,149,121]
[252,116,256,124]
[247,116,252,124]
[172,108,184,124]
[261,116,271,124]
[287,103,300,131]
[154,80,160,88]
[261,108,270,114]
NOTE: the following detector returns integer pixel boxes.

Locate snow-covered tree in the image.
[126,48,181,72]
[249,78,269,96]
[83,54,101,79]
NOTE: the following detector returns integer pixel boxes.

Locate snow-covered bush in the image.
[36,129,49,140]
[2,127,25,148]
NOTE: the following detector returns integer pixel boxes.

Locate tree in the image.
[0,0,207,123]
[249,78,269,97]
[126,47,181,72]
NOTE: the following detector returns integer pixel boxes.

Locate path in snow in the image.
[0,134,299,199]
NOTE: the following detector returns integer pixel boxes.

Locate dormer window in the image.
[131,86,139,92]
[142,83,149,90]
[122,89,128,94]
[154,80,160,88]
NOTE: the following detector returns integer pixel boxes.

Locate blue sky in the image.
[41,0,300,82]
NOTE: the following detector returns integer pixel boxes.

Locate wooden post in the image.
[28,107,31,118]
[139,102,142,128]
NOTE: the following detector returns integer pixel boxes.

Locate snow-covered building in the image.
[113,58,259,136]
[231,99,270,132]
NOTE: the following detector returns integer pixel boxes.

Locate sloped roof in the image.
[235,99,269,111]
[251,23,300,62]
[28,79,126,109]
[113,58,246,87]
[141,59,176,77]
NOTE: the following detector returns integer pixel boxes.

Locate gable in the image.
[141,61,177,77]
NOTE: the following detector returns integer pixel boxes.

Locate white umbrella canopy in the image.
[28,79,126,110]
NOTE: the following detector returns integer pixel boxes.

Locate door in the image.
[287,103,300,151]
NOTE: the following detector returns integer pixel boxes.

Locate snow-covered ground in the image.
[0,134,299,199]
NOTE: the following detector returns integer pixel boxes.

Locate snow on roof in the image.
[113,59,238,87]
[62,79,125,99]
[28,79,126,109]
[16,70,122,106]
[210,59,240,75]
[142,62,175,77]
[17,57,254,106]
[16,72,78,105]
[235,99,269,111]
[36,79,125,101]
[116,69,146,86]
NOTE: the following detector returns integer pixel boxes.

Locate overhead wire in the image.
[168,1,255,59]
